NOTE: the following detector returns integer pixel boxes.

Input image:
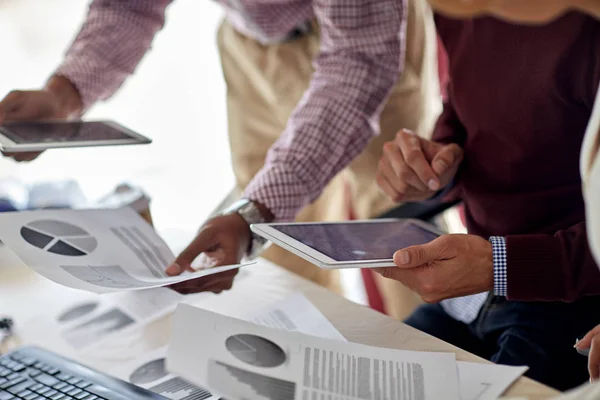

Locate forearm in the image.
[244,0,405,220]
[501,222,600,301]
[54,0,171,111]
[44,75,83,118]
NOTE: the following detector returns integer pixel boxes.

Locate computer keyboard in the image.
[0,347,167,400]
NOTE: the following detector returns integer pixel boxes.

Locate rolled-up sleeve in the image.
[54,0,172,111]
[243,0,406,221]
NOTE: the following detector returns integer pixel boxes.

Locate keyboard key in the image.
[60,385,75,393]
[24,394,41,400]
[0,377,25,390]
[50,393,67,400]
[16,390,32,397]
[0,380,5,387]
[7,379,35,394]
[0,368,10,377]
[20,358,37,367]
[56,374,72,381]
[46,389,59,397]
[54,382,67,390]
[5,374,19,382]
[74,381,91,389]
[0,360,11,368]
[33,363,45,370]
[74,393,90,399]
[67,388,82,396]
[67,378,82,386]
[47,368,60,376]
[29,384,43,392]
[8,364,24,373]
[0,390,14,400]
[35,374,59,386]
[27,369,41,378]
[36,386,51,395]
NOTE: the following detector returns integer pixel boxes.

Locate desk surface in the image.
[1,246,559,399]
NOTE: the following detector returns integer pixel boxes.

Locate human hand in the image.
[575,325,600,381]
[374,234,493,303]
[0,75,82,161]
[376,129,463,202]
[165,213,252,294]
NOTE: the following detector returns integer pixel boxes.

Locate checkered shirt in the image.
[55,0,407,221]
[441,236,508,324]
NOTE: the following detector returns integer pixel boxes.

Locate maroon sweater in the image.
[434,13,600,302]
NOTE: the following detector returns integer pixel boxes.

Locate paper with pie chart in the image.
[0,207,254,293]
[167,304,461,400]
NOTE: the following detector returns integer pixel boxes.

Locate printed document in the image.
[251,293,528,400]
[20,287,182,353]
[167,303,461,400]
[0,208,253,293]
[112,347,222,400]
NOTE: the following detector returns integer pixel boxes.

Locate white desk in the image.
[1,246,559,399]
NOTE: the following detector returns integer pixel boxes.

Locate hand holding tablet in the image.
[251,219,444,269]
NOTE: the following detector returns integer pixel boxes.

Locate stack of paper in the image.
[158,294,526,400]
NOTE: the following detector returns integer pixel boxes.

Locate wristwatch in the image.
[222,199,271,259]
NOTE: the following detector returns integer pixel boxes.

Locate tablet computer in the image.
[251,219,444,269]
[0,120,151,152]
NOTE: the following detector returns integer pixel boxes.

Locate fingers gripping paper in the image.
[0,208,253,293]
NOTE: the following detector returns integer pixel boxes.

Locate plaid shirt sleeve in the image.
[54,0,172,111]
[243,0,407,221]
[490,236,508,296]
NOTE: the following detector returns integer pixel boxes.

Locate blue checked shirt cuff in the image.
[490,236,507,296]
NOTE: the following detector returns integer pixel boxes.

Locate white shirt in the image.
[581,86,600,266]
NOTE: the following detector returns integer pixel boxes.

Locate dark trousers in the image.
[404,295,600,391]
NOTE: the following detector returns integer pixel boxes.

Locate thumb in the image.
[166,228,217,276]
[431,144,463,176]
[576,325,600,350]
[393,236,449,268]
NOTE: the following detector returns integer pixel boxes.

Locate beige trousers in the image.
[217,0,441,320]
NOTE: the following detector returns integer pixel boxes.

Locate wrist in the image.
[44,75,83,118]
[489,236,508,296]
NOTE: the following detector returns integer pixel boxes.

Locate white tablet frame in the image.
[0,120,151,152]
[251,218,445,269]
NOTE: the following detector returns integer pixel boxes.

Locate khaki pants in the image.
[217,0,441,320]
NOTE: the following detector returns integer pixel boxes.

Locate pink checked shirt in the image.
[56,0,407,221]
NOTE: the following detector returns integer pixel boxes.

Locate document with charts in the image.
[20,288,183,355]
[167,303,461,400]
[250,293,528,400]
[0,207,253,293]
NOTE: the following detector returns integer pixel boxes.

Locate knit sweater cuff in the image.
[505,234,563,301]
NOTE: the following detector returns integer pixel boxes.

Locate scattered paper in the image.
[167,303,461,400]
[0,208,253,293]
[457,362,528,400]
[250,293,528,400]
[111,347,222,400]
[250,293,346,341]
[20,287,182,353]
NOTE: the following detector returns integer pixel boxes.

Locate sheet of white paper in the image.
[167,303,460,400]
[249,293,346,341]
[457,362,528,400]
[20,287,182,353]
[0,208,254,293]
[249,293,528,400]
[111,347,222,400]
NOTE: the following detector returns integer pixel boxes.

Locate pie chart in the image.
[225,334,286,368]
[20,219,97,256]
